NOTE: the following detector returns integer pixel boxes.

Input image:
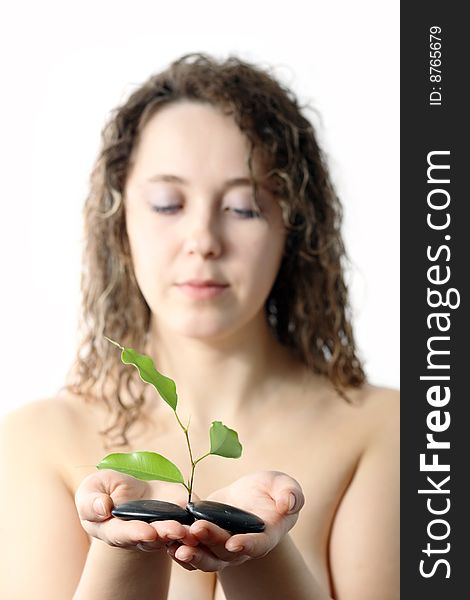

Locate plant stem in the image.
[175,411,196,502]
[188,463,196,504]
[185,451,212,503]
[194,452,211,466]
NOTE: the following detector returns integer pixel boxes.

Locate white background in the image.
[0,1,399,417]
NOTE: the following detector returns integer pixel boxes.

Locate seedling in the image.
[96,338,265,533]
[97,337,242,503]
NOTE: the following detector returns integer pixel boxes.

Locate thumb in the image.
[77,492,113,522]
[275,488,305,516]
[92,494,113,520]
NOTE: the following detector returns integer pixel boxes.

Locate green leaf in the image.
[105,338,177,410]
[209,421,242,458]
[97,451,185,484]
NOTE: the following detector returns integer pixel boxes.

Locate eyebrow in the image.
[148,174,254,192]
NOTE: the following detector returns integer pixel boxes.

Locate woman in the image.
[0,54,399,599]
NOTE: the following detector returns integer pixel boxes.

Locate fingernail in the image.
[288,493,296,513]
[93,497,106,517]
[180,551,195,563]
[139,541,159,551]
[228,544,243,553]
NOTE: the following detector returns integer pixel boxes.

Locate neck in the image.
[144,315,299,428]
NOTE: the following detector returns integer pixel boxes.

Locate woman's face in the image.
[124,100,286,341]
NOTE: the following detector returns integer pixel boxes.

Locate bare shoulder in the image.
[358,383,400,411]
[304,374,399,443]
[326,384,400,599]
[339,383,400,459]
[277,370,399,458]
[0,392,104,483]
[1,393,87,449]
[357,385,400,444]
[319,380,399,436]
[350,383,400,431]
[0,395,95,599]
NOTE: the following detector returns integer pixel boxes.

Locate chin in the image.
[169,312,245,341]
[177,323,233,341]
[152,304,265,342]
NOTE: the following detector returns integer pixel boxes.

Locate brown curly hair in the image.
[63,53,366,446]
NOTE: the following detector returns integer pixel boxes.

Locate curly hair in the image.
[63,53,366,446]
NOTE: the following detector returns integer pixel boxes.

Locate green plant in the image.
[96,338,242,502]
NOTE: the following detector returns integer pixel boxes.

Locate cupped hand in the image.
[75,470,199,552]
[168,470,304,571]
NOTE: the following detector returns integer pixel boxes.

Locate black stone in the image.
[186,501,265,534]
[111,500,195,525]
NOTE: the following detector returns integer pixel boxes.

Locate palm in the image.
[165,470,304,571]
[75,470,197,551]
[207,470,301,544]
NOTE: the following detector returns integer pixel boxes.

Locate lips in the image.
[178,279,227,287]
[175,279,229,300]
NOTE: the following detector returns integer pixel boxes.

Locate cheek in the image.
[126,217,173,288]
[239,231,285,291]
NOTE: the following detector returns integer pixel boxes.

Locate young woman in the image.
[0,54,399,599]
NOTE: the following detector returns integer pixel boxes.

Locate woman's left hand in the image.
[167,470,304,572]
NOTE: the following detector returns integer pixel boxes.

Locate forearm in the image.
[73,539,171,600]
[218,535,332,600]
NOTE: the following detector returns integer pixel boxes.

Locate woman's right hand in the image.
[75,470,199,553]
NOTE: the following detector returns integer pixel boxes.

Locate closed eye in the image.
[151,205,261,218]
[231,208,262,219]
[150,205,181,214]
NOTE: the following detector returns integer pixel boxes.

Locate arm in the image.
[0,402,187,600]
[168,394,400,600]
[166,471,333,599]
[0,403,90,599]
[219,397,399,599]
[73,470,200,600]
[74,540,171,600]
[73,471,171,600]
[218,534,331,600]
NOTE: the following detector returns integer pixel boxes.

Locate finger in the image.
[189,521,235,560]
[167,543,197,571]
[225,531,271,559]
[75,470,148,521]
[269,473,305,515]
[173,544,233,573]
[87,517,159,548]
[190,520,231,545]
[275,489,304,515]
[136,541,166,552]
[150,520,199,547]
[76,470,146,499]
[76,492,114,522]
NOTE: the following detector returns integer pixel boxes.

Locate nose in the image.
[183,208,223,259]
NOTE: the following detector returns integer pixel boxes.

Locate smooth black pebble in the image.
[187,501,265,534]
[112,500,195,525]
